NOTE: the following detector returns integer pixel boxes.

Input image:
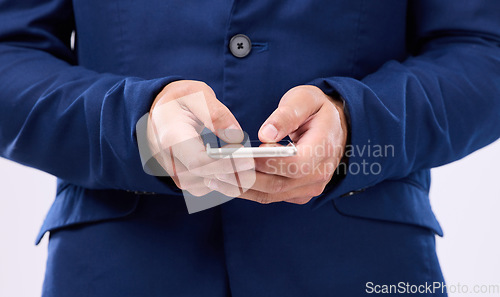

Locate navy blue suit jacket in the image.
[0,0,500,295]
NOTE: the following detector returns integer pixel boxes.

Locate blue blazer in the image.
[0,0,499,295]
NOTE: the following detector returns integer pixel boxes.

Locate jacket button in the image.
[229,34,252,58]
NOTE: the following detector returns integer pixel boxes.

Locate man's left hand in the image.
[209,85,348,204]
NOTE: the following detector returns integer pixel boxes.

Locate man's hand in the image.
[147,80,255,196]
[209,85,348,204]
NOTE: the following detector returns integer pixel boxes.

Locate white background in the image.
[1,140,499,297]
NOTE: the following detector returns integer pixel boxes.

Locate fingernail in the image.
[207,179,218,190]
[223,125,244,143]
[260,124,278,142]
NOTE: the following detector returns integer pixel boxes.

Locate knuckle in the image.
[295,88,312,99]
[210,103,228,118]
[277,106,300,131]
[181,80,206,92]
[193,80,209,89]
[211,107,231,126]
[194,81,214,94]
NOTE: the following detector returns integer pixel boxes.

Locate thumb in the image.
[258,86,322,142]
[181,91,244,143]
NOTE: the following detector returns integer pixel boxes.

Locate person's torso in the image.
[73,0,409,137]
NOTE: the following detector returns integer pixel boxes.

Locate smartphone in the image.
[206,140,297,158]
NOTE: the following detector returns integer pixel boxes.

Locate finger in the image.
[214,169,256,191]
[165,165,213,197]
[167,134,254,176]
[236,182,327,204]
[253,155,339,180]
[174,170,208,190]
[153,151,212,192]
[152,146,245,194]
[285,197,314,205]
[193,144,256,176]
[179,90,245,143]
[176,175,214,197]
[258,86,323,142]
[184,186,214,197]
[215,171,319,194]
[188,156,254,176]
[255,108,341,178]
[204,177,243,198]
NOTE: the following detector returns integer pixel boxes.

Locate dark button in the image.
[229,34,252,58]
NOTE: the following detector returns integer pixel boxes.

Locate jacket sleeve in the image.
[0,0,181,193]
[309,0,500,203]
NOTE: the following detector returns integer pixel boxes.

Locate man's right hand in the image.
[147,80,254,196]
